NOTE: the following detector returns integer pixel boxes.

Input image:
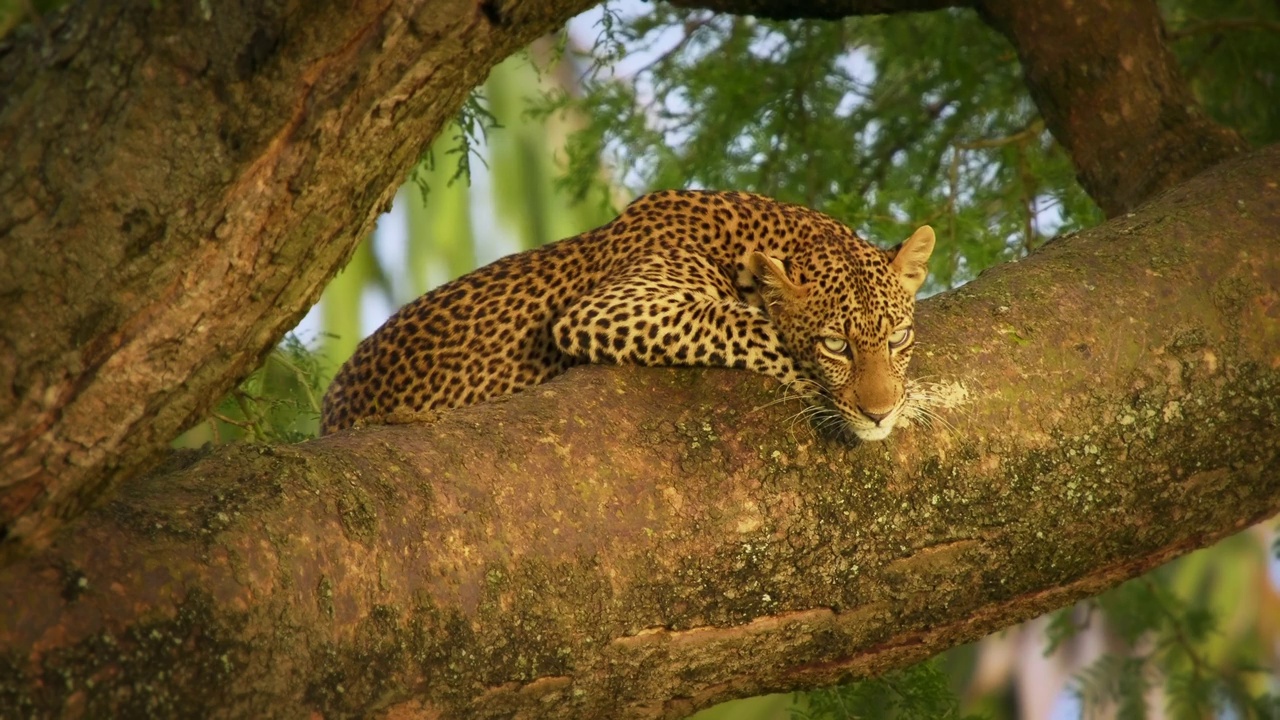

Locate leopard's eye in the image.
[820,336,849,356]
[888,326,913,349]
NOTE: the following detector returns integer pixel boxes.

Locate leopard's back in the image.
[319,189,932,439]
[321,190,786,433]
[320,235,604,433]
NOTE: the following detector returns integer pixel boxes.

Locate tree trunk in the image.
[3,146,1277,718]
[0,0,594,562]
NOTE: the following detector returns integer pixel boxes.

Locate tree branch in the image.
[3,146,1278,718]
[0,0,594,562]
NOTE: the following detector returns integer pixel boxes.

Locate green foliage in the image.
[405,135,477,290]
[1162,0,1280,147]
[1064,568,1276,720]
[174,333,329,447]
[1043,605,1085,657]
[412,93,503,200]
[566,1,1279,290]
[486,48,619,249]
[565,6,1102,289]
[1074,654,1152,720]
[791,660,983,720]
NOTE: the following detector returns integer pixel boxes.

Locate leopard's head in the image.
[750,226,935,441]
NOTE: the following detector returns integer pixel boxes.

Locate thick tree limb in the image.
[2,147,1277,718]
[664,0,1248,217]
[0,0,594,562]
[0,0,1251,573]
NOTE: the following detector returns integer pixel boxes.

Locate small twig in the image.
[270,353,322,413]
[947,143,959,241]
[1140,578,1208,677]
[629,14,714,80]
[231,391,265,441]
[211,410,254,431]
[1020,142,1037,255]
[1168,18,1280,41]
[953,118,1045,150]
[206,417,222,445]
[1069,600,1098,636]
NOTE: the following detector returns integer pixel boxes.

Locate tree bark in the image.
[0,0,594,562]
[3,146,1278,718]
[670,0,1249,217]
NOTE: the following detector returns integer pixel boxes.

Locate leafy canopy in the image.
[551,5,1101,291]
[554,1,1279,290]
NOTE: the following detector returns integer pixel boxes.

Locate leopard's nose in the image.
[858,406,891,425]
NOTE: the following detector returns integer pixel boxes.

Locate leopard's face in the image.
[753,226,935,441]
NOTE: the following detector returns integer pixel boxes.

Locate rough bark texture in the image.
[0,0,1271,712]
[2,147,1278,718]
[671,0,1248,217]
[0,0,594,562]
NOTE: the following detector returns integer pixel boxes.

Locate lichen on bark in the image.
[1,147,1277,718]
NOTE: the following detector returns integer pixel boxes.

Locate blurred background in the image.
[151,1,1280,717]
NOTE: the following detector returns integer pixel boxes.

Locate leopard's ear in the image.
[749,251,808,299]
[890,225,935,294]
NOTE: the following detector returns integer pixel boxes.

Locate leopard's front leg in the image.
[552,250,799,384]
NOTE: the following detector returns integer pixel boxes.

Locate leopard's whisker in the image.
[785,404,827,427]
[898,378,969,432]
[754,379,827,414]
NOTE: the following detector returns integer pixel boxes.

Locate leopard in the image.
[320,189,935,441]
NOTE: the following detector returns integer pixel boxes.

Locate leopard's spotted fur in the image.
[321,190,934,440]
